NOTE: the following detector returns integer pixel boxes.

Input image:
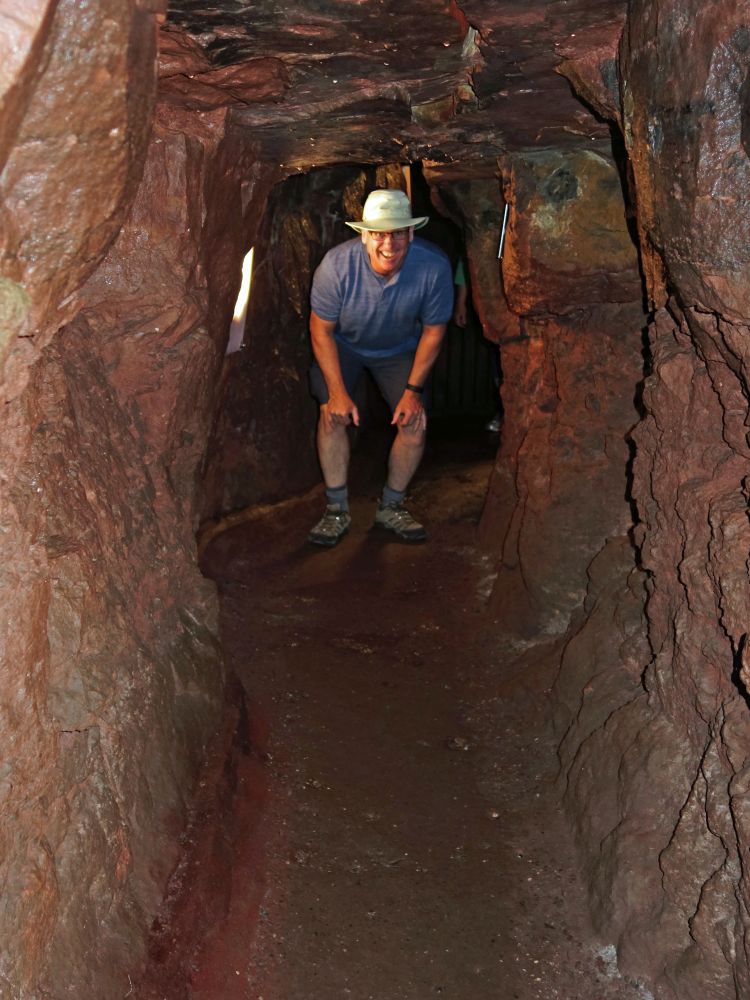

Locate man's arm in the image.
[310,310,360,427]
[391,323,447,428]
[453,284,468,327]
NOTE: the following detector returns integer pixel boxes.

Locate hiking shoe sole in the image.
[308,526,350,547]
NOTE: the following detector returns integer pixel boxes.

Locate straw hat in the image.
[346,189,428,232]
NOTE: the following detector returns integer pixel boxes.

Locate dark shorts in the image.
[309,341,427,413]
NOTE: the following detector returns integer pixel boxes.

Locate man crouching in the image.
[307,188,453,547]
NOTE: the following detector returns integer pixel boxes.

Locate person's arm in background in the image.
[453,285,468,327]
[453,257,468,327]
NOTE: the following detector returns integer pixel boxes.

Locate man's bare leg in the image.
[375,422,428,541]
[317,404,350,488]
[309,405,352,546]
[386,422,426,492]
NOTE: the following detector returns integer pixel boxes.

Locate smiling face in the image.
[362,228,413,277]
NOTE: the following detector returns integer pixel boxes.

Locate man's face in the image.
[362,228,413,277]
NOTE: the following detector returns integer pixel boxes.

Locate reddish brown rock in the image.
[159,28,289,110]
[462,146,644,635]
[555,305,750,999]
[479,300,644,636]
[1,316,224,997]
[502,148,642,315]
[547,4,750,996]
[6,0,750,997]
[554,15,625,125]
[620,0,750,315]
[0,6,242,996]
[0,0,159,404]
[424,169,514,345]
[166,0,619,167]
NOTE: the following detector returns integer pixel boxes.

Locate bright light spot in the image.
[226,247,254,355]
[233,247,254,321]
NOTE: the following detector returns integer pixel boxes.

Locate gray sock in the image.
[380,484,406,508]
[326,484,349,511]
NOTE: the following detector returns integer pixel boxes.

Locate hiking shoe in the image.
[373,503,427,542]
[308,504,351,547]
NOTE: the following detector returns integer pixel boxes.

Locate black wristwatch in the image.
[406,383,424,395]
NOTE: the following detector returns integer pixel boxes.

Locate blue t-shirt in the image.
[310,237,453,358]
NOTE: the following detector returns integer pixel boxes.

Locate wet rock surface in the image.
[140,428,653,999]
[164,0,621,167]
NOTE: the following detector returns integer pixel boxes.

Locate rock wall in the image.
[461,149,645,636]
[0,7,247,996]
[436,6,750,995]
[4,1,750,997]
[4,315,223,998]
[550,2,750,996]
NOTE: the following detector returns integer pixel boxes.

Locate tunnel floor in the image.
[143,421,652,1000]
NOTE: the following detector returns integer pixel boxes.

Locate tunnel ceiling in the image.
[162,0,627,171]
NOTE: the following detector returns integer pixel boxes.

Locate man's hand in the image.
[453,286,468,327]
[391,390,426,431]
[323,391,360,430]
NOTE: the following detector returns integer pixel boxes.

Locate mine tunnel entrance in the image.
[205,159,503,518]
[138,145,651,1000]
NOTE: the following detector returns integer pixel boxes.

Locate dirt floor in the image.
[140,422,655,1000]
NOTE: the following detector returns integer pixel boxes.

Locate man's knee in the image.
[318,404,348,437]
[396,420,426,446]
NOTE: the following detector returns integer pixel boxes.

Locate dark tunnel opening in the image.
[202,159,505,524]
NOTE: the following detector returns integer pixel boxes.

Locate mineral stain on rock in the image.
[542,166,579,203]
[0,276,30,363]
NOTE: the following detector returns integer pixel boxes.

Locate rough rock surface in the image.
[1,317,223,997]
[165,0,622,167]
[422,156,646,639]
[0,5,233,996]
[0,0,158,403]
[548,3,750,998]
[479,300,644,637]
[424,171,510,344]
[501,149,642,314]
[472,147,644,637]
[5,0,750,996]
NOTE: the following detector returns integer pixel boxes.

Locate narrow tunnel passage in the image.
[138,424,651,1000]
[8,5,750,998]
[133,135,653,997]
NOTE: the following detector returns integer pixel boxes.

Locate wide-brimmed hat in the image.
[346,189,429,232]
